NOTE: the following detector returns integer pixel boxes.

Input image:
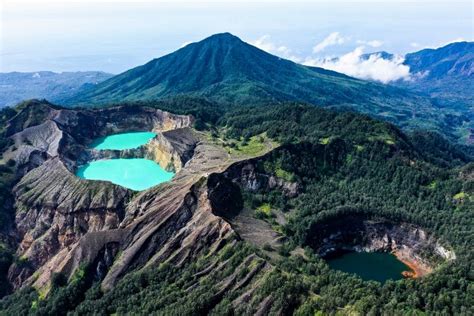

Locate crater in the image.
[305,213,456,281]
[76,131,175,191]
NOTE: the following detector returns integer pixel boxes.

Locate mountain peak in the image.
[205,32,240,41]
[190,32,244,48]
[64,33,443,138]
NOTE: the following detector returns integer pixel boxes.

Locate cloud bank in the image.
[250,35,301,62]
[313,32,347,53]
[304,46,411,83]
[251,32,413,83]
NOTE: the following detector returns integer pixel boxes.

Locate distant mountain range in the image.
[62,33,472,144]
[397,42,473,107]
[404,41,473,80]
[360,42,473,106]
[0,71,113,107]
[1,34,471,143]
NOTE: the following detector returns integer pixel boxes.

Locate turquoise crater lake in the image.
[76,159,174,191]
[326,252,411,283]
[90,131,157,150]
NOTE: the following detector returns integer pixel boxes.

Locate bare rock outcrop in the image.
[5,100,275,296]
[145,128,198,171]
[8,157,129,289]
[219,156,301,197]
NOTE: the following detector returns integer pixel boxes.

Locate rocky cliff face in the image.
[218,155,301,198]
[307,214,456,277]
[3,103,202,291]
[3,102,285,297]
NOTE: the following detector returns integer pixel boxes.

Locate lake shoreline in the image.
[393,250,432,279]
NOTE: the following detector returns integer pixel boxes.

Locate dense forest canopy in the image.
[0,97,473,315]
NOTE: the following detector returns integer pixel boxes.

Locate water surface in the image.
[326,252,411,282]
[91,131,156,150]
[76,158,174,191]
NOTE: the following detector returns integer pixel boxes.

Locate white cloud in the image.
[304,46,410,83]
[313,32,347,53]
[410,42,420,48]
[250,35,301,62]
[251,35,275,52]
[446,37,466,43]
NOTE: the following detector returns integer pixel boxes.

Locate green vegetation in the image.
[428,180,437,190]
[319,137,331,145]
[218,133,277,157]
[453,191,466,200]
[62,33,471,144]
[0,99,473,314]
[0,106,19,298]
[255,203,272,219]
[227,134,277,157]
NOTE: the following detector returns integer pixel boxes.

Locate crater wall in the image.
[306,214,456,278]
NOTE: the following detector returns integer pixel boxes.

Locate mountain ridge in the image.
[63,33,473,144]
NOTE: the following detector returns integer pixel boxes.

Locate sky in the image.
[0,0,472,82]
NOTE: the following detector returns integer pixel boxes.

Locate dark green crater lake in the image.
[326,252,411,283]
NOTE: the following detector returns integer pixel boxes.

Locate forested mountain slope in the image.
[64,33,471,143]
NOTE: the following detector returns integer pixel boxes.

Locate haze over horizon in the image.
[1,0,472,75]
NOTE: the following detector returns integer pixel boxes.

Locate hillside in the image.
[65,33,465,139]
[0,71,113,108]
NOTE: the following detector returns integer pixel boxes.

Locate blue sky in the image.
[1,0,472,74]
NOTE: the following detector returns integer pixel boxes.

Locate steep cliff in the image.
[78,127,199,172]
[2,101,287,298]
[306,213,456,277]
[3,102,202,291]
